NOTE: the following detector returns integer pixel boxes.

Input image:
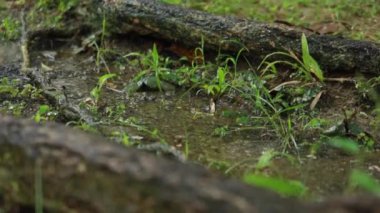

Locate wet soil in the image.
[0,1,379,203]
[1,34,379,201]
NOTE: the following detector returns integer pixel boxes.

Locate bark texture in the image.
[0,116,304,212]
[103,0,380,74]
[1,116,380,212]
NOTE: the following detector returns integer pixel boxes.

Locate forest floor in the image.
[0,0,380,201]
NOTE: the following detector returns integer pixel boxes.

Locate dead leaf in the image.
[310,91,323,110]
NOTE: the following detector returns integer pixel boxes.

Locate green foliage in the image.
[161,0,182,4]
[117,117,166,144]
[95,14,109,70]
[349,169,380,196]
[184,0,380,41]
[0,78,46,117]
[70,120,97,133]
[151,43,163,91]
[243,174,307,197]
[328,136,360,155]
[111,131,132,146]
[355,75,380,101]
[37,0,78,13]
[90,73,116,104]
[259,34,324,82]
[0,17,20,41]
[105,103,126,121]
[231,71,301,150]
[255,149,281,170]
[301,34,324,81]
[34,0,79,26]
[33,105,51,123]
[202,66,230,98]
[213,125,229,137]
[58,0,79,13]
[125,43,174,92]
[37,0,51,8]
[0,78,19,97]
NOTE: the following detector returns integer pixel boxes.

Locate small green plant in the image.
[0,16,20,40]
[0,78,19,97]
[0,78,46,117]
[33,105,51,123]
[161,0,182,4]
[118,117,166,144]
[232,72,300,150]
[90,73,116,104]
[1,101,25,117]
[254,149,282,171]
[35,0,79,25]
[259,33,324,82]
[213,125,229,137]
[243,173,308,198]
[37,0,78,13]
[111,131,132,146]
[125,43,175,92]
[37,0,51,8]
[105,103,126,121]
[348,169,380,197]
[69,120,97,133]
[327,136,360,155]
[202,66,230,99]
[150,43,163,91]
[184,135,190,159]
[238,33,326,150]
[94,13,110,71]
[300,33,324,81]
[58,0,79,13]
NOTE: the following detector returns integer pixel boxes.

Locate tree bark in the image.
[1,116,380,212]
[103,0,380,75]
[0,116,304,212]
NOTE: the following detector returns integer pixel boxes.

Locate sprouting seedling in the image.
[202,66,230,99]
[34,105,50,123]
[257,33,324,82]
[151,43,162,92]
[301,33,324,81]
[90,73,116,104]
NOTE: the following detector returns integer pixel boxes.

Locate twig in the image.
[20,9,30,74]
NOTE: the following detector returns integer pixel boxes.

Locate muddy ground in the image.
[0,0,379,204]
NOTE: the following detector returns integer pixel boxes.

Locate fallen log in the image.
[0,116,304,212]
[1,116,380,212]
[103,0,380,75]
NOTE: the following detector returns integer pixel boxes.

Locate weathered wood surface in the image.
[1,116,380,212]
[103,0,380,75]
[0,116,304,212]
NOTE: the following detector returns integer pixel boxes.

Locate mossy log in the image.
[103,0,380,75]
